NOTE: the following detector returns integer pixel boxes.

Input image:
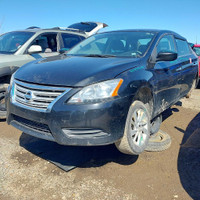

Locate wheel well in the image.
[0,75,11,84]
[134,87,154,118]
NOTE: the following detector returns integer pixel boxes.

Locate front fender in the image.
[116,67,157,119]
[0,66,19,78]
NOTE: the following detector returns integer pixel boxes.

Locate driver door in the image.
[28,33,59,60]
[152,35,181,115]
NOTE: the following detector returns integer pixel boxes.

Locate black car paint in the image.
[15,55,141,87]
[6,30,199,146]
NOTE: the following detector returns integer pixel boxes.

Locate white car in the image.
[0,22,108,118]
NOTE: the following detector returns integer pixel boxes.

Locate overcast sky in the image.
[0,0,200,43]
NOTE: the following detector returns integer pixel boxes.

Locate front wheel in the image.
[115,101,150,155]
[0,84,9,119]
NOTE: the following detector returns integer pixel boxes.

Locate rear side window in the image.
[157,35,176,53]
[175,39,191,56]
[61,34,84,50]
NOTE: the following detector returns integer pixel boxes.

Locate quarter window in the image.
[175,39,190,56]
[157,35,176,53]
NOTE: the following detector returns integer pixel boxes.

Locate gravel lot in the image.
[0,89,200,200]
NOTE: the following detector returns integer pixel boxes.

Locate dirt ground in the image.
[0,90,200,200]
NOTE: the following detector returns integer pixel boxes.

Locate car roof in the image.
[5,22,108,37]
[7,28,87,36]
[100,29,187,41]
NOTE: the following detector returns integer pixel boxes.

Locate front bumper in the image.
[7,91,131,146]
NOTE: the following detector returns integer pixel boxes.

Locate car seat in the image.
[106,39,125,54]
[37,39,52,53]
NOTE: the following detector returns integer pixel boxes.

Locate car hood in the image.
[15,55,140,87]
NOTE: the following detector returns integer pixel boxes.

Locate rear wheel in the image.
[115,101,150,155]
[0,84,9,119]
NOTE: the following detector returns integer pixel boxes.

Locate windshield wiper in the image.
[83,54,116,58]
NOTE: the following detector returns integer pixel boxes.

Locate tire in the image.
[0,83,9,119]
[150,114,162,135]
[145,130,171,152]
[115,101,150,155]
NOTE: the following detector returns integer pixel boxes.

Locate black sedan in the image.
[6,29,198,155]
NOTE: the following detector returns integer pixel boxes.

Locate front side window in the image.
[0,31,34,54]
[61,33,84,50]
[157,35,176,53]
[175,39,191,56]
[67,31,156,58]
[31,33,57,53]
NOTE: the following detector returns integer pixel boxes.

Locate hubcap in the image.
[130,108,148,147]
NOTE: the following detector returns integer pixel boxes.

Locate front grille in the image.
[13,114,51,133]
[13,80,71,111]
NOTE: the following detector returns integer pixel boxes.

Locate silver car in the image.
[0,22,107,118]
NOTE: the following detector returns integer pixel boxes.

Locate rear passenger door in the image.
[175,38,198,97]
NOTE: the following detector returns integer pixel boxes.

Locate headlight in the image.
[10,72,16,87]
[7,72,16,92]
[68,79,123,104]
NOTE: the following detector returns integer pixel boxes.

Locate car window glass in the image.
[32,33,57,53]
[0,31,34,54]
[175,39,190,56]
[157,35,176,53]
[61,34,84,51]
[193,47,200,56]
[78,37,108,54]
[67,31,155,58]
[68,22,97,32]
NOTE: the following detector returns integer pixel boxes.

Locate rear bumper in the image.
[7,94,131,146]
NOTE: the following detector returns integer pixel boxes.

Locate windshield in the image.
[0,31,34,54]
[193,46,200,56]
[67,31,155,58]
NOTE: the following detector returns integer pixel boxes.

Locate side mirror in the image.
[59,48,69,54]
[28,45,42,54]
[156,51,177,62]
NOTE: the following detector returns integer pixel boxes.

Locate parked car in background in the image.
[6,29,199,155]
[0,22,108,118]
[192,44,200,77]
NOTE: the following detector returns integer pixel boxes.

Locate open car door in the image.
[67,22,108,36]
